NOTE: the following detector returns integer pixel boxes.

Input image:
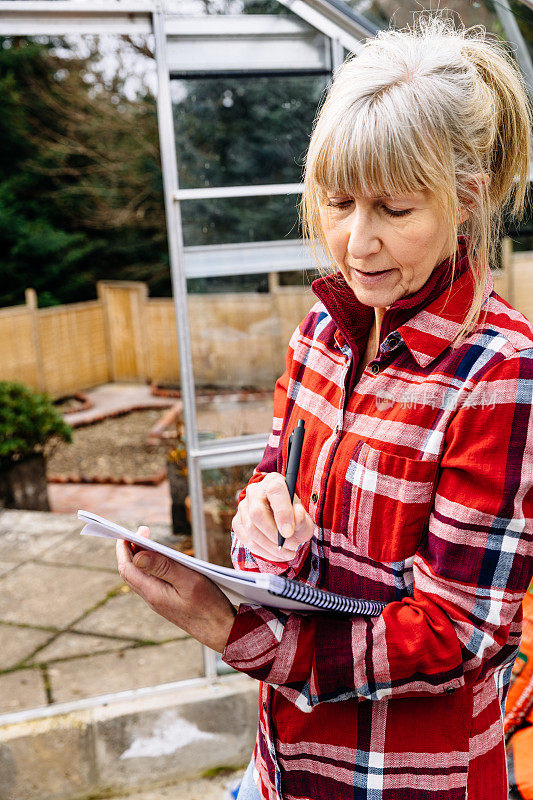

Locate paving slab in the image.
[97,769,246,800]
[0,562,18,577]
[40,528,121,570]
[0,561,122,627]
[0,711,94,800]
[0,668,47,714]
[49,639,204,704]
[0,523,72,563]
[0,510,81,539]
[94,676,257,791]
[0,624,53,670]
[27,631,138,664]
[74,586,189,642]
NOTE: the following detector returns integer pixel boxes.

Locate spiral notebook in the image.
[77,510,386,617]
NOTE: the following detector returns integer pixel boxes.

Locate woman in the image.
[116,13,533,800]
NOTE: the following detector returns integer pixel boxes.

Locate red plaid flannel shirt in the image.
[222,236,533,800]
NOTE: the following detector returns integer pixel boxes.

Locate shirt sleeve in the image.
[230,322,312,581]
[222,349,533,703]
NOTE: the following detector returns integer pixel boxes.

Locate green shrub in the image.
[0,381,73,469]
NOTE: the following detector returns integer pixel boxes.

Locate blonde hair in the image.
[301,11,532,348]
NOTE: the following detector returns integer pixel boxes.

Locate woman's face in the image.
[318,188,466,307]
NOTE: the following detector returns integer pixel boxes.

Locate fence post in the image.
[25,288,45,393]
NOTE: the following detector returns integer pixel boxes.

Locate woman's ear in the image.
[458,172,490,223]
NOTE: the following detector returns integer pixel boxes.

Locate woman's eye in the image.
[326,199,352,209]
[382,206,412,217]
[325,200,412,216]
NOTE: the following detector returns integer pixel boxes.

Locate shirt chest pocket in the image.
[345,442,439,562]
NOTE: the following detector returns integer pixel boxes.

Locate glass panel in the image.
[201,461,258,567]
[186,270,316,437]
[172,74,328,190]
[181,194,301,246]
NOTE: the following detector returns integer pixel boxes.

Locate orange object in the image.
[512,725,533,799]
[505,583,533,798]
[505,584,533,737]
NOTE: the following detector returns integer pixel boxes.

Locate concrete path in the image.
[0,384,266,799]
[0,510,205,716]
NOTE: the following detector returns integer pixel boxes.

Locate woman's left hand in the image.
[116,527,237,653]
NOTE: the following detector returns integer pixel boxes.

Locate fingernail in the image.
[136,554,151,570]
[281,523,294,538]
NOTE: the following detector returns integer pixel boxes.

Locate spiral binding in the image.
[269,575,387,616]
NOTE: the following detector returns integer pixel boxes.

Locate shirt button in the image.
[370,363,380,375]
[388,336,399,348]
[263,701,267,710]
[311,492,318,503]
[312,557,319,570]
[445,687,455,694]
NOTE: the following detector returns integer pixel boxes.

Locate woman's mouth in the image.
[352,267,393,285]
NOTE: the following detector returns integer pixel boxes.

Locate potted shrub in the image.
[0,381,73,510]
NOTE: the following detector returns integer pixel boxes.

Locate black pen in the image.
[278,419,305,550]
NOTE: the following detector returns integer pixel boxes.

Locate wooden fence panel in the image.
[0,305,40,388]
[0,251,530,399]
[38,302,109,397]
[146,300,179,383]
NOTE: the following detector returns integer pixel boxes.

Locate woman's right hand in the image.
[231,472,315,562]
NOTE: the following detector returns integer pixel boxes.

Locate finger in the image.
[237,504,299,553]
[291,498,315,544]
[116,539,165,597]
[244,494,283,546]
[263,476,296,541]
[129,526,151,555]
[133,551,197,590]
[116,537,134,570]
[235,534,297,562]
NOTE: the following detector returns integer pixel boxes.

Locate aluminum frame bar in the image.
[152,7,218,681]
[175,183,303,201]
[183,239,322,279]
[277,0,380,53]
[191,434,269,470]
[0,1,153,34]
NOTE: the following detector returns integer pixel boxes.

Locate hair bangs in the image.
[310,100,432,201]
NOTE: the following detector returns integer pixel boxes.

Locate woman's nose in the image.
[346,207,381,259]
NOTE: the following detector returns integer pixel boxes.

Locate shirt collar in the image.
[311,235,494,368]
